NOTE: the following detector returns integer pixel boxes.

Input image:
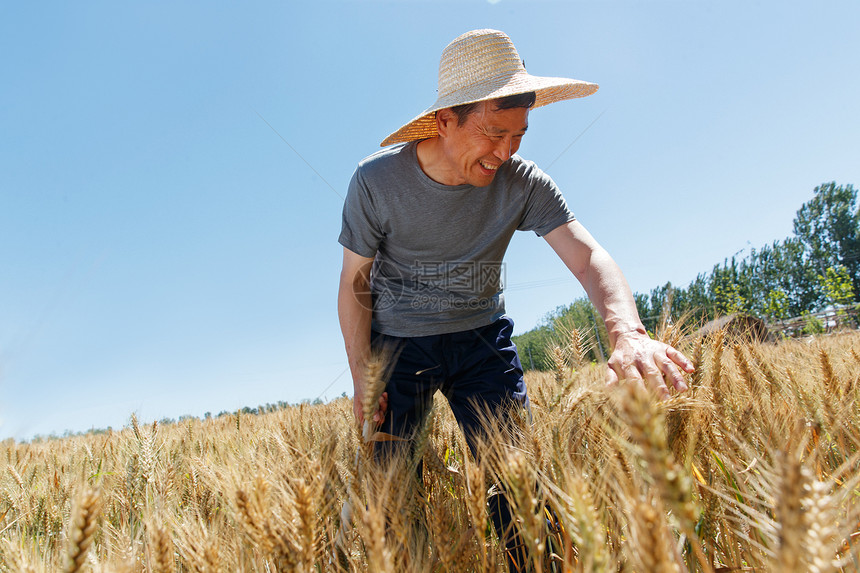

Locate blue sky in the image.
[2,1,858,440]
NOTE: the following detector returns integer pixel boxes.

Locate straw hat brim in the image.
[380,72,598,147]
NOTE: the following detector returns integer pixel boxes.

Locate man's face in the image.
[438,100,529,187]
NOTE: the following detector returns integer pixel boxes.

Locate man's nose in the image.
[493,137,512,162]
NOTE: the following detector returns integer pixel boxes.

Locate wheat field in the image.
[2,329,859,572]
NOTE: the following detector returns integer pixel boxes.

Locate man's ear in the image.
[435,108,457,138]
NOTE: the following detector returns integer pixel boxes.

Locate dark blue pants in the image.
[371,315,528,451]
[371,315,530,570]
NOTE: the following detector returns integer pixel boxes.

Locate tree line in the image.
[514,182,859,370]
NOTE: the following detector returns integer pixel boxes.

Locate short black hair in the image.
[449,91,537,126]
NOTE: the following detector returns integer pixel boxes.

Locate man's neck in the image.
[415,138,461,186]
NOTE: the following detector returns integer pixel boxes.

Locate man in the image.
[338,29,693,567]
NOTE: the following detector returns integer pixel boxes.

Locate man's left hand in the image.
[606,331,694,399]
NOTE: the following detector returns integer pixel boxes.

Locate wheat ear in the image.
[361,499,394,572]
[819,348,839,395]
[689,335,705,389]
[567,325,586,369]
[176,521,220,573]
[294,477,317,571]
[804,477,840,573]
[1,538,37,573]
[643,498,682,573]
[709,330,725,407]
[362,350,389,442]
[147,521,174,573]
[63,488,102,573]
[464,458,488,563]
[774,448,809,572]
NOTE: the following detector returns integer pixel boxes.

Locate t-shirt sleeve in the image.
[338,167,384,258]
[517,166,575,237]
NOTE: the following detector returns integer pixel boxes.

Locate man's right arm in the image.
[337,247,385,425]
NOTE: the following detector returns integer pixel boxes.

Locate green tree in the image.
[513,323,554,371]
[757,238,818,316]
[764,288,789,321]
[793,182,860,301]
[817,265,855,307]
[710,258,748,316]
[801,312,825,335]
[513,298,609,371]
[634,292,655,334]
[513,182,856,360]
[671,274,712,325]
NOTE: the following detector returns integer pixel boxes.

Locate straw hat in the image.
[380,29,598,147]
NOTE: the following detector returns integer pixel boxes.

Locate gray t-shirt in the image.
[339,141,575,337]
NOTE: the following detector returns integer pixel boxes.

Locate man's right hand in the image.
[353,389,389,427]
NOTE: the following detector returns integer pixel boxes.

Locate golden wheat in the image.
[0,330,859,571]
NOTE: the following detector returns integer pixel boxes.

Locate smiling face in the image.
[435,100,529,187]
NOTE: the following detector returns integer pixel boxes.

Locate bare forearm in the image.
[544,221,692,395]
[543,221,645,347]
[337,278,372,390]
[578,247,646,346]
[338,249,382,424]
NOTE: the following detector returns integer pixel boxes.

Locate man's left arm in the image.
[543,220,694,398]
